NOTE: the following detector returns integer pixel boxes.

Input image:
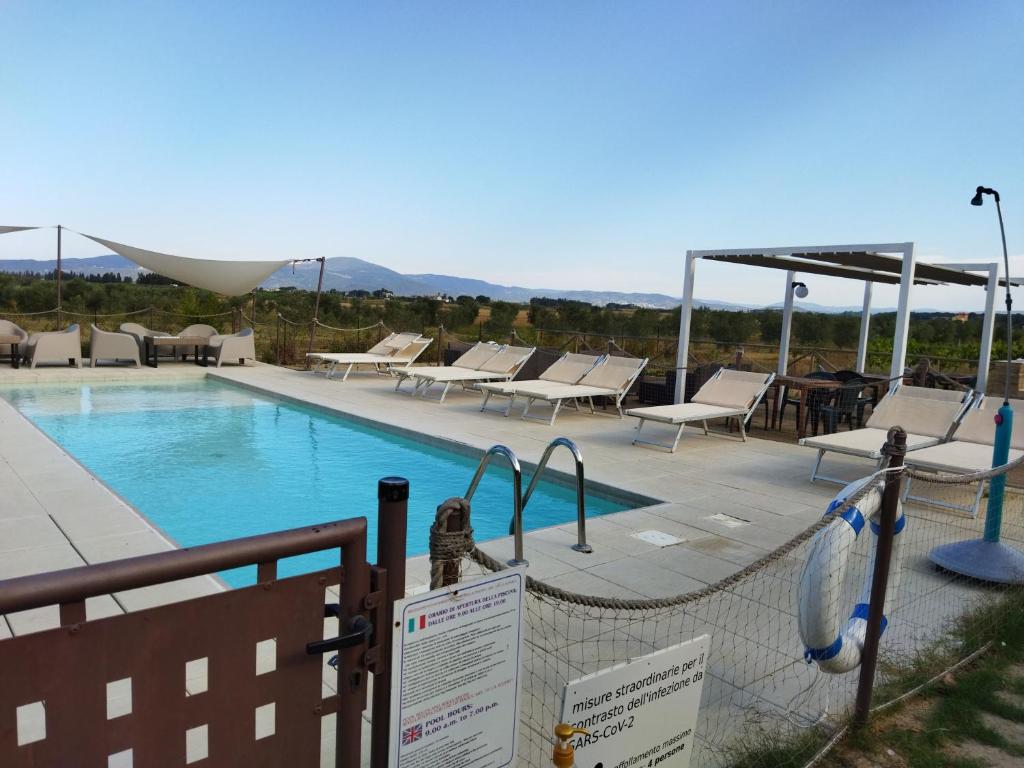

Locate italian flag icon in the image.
[408,615,427,633]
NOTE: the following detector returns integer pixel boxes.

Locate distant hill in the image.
[0,253,908,312]
[0,254,140,278]
[407,272,680,308]
[261,257,432,296]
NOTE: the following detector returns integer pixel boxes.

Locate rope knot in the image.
[882,427,908,460]
[429,498,474,589]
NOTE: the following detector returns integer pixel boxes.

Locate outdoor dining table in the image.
[770,373,890,439]
[0,333,21,369]
[143,335,210,368]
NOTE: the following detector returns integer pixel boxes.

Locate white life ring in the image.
[798,476,906,674]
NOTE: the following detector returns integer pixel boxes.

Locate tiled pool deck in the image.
[0,360,901,631]
[3,361,1022,766]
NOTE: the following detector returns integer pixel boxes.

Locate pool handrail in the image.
[517,437,592,554]
[465,444,526,566]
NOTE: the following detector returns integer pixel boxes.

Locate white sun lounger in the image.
[903,398,1024,517]
[400,344,536,402]
[307,332,418,375]
[800,384,973,484]
[307,333,430,380]
[477,352,604,416]
[625,369,776,452]
[517,355,648,425]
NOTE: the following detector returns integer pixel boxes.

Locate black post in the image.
[371,477,409,768]
[56,224,63,328]
[275,314,282,365]
[306,257,326,364]
[853,426,906,728]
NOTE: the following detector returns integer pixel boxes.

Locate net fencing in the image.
[435,446,1024,768]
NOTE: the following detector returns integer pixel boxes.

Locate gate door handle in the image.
[307,613,372,655]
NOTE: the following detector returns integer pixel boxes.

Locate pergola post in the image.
[778,270,795,375]
[976,264,998,394]
[856,282,872,372]
[673,251,697,404]
[889,242,916,387]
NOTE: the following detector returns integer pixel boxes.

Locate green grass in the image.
[846,587,1024,767]
[725,588,1024,768]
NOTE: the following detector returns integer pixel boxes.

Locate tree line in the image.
[0,272,1013,360]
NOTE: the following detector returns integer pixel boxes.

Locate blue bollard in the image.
[984,403,1013,543]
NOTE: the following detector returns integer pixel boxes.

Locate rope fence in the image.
[427,434,1024,767]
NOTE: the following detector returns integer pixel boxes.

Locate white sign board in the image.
[389,570,525,768]
[560,635,710,768]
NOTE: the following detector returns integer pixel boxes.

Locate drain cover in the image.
[631,530,683,547]
[704,513,749,528]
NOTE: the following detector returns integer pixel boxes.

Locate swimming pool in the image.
[1,379,631,586]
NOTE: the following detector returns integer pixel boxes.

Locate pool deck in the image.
[0,359,868,624]
[2,361,1018,766]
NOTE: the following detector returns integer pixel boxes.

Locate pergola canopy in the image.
[675,242,1002,402]
[698,249,991,287]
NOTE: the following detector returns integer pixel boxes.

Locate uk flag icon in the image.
[402,724,423,745]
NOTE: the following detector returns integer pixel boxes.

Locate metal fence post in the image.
[337,533,370,768]
[371,477,409,768]
[853,426,906,728]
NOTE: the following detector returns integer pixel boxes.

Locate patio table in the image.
[0,334,20,369]
[771,372,891,439]
[143,335,209,368]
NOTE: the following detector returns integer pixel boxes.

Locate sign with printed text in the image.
[388,570,525,768]
[561,635,710,768]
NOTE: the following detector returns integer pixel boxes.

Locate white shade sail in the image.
[81,233,289,296]
[0,226,41,235]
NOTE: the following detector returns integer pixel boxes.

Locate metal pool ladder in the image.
[464,437,591,568]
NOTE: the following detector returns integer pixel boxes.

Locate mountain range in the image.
[0,254,901,313]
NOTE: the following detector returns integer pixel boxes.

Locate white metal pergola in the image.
[673,242,1003,403]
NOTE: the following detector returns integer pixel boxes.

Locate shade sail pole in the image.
[856,282,872,372]
[889,242,916,389]
[306,256,326,361]
[778,270,795,376]
[56,225,63,327]
[673,251,696,403]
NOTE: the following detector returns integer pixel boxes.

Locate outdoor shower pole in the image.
[56,224,62,327]
[306,256,326,362]
[986,190,1013,542]
[929,186,1024,584]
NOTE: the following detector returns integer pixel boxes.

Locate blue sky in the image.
[1,1,1021,310]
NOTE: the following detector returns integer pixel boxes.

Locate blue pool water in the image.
[1,380,630,586]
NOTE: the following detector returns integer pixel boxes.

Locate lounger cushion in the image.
[477,345,533,373]
[906,441,1024,474]
[800,428,940,458]
[692,370,772,410]
[953,405,1024,449]
[625,403,743,424]
[416,368,513,383]
[366,333,398,355]
[383,332,421,352]
[315,353,393,363]
[866,395,964,439]
[452,343,501,369]
[893,385,966,403]
[480,380,571,395]
[517,384,618,400]
[539,353,602,384]
[577,356,644,390]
